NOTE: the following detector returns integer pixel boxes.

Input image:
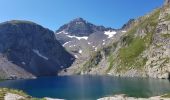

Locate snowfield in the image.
[67,35,88,40]
[104,30,116,38]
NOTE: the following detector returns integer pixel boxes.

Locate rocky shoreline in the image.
[3,92,170,100]
[98,94,170,100]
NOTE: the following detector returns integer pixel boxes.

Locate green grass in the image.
[83,51,102,71]
[103,42,118,56]
[119,38,145,67]
[161,93,170,98]
[115,9,160,72]
[161,33,170,38]
[81,9,161,73]
[165,14,170,21]
[106,54,114,72]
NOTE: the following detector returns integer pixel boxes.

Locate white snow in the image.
[22,62,26,65]
[95,47,97,51]
[67,35,88,40]
[122,30,127,33]
[79,50,82,54]
[104,30,116,38]
[69,46,72,47]
[88,42,91,45]
[92,46,95,48]
[33,49,48,60]
[107,73,112,75]
[102,40,105,42]
[56,31,68,35]
[102,42,105,45]
[62,41,71,46]
[74,55,78,58]
[73,45,76,47]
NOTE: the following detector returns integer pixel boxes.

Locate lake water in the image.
[0,75,170,100]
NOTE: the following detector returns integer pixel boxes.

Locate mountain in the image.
[59,0,170,79]
[0,20,75,79]
[56,17,113,36]
[55,17,122,59]
[55,18,128,75]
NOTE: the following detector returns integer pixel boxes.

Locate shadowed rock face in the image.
[0,20,75,79]
[164,0,170,5]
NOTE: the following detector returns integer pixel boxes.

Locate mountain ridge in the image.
[59,0,170,79]
[56,17,115,36]
[0,20,75,79]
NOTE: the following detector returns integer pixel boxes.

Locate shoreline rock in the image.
[98,94,170,100]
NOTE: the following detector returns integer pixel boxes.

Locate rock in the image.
[73,1,170,79]
[121,19,135,30]
[45,97,64,100]
[158,72,170,79]
[98,94,170,100]
[4,93,25,100]
[164,0,170,5]
[0,20,75,79]
[56,17,114,36]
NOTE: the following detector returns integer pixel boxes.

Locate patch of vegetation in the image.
[121,35,133,46]
[140,9,160,29]
[103,42,117,56]
[0,88,29,99]
[155,43,163,48]
[115,9,160,72]
[161,93,170,98]
[83,51,102,71]
[161,33,170,38]
[0,88,46,100]
[106,54,114,72]
[119,38,145,67]
[159,57,170,68]
[165,14,170,21]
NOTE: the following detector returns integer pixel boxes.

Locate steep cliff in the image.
[0,20,75,79]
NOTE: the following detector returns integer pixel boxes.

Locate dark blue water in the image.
[0,75,170,100]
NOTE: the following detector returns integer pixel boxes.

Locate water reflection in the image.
[0,76,170,100]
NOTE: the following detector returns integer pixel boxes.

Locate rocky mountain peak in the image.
[72,17,86,22]
[121,19,135,30]
[164,0,170,5]
[56,18,114,36]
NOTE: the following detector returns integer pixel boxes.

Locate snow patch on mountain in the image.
[74,55,78,58]
[22,62,26,65]
[95,47,98,51]
[104,30,116,38]
[33,49,48,60]
[56,31,68,35]
[67,35,88,40]
[79,50,82,54]
[121,30,127,33]
[63,41,71,46]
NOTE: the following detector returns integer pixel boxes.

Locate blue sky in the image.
[0,0,163,31]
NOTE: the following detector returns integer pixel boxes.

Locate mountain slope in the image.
[0,20,75,79]
[71,0,170,79]
[55,18,127,75]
